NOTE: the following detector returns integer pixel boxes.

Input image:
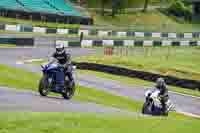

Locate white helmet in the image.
[55,43,65,54]
[156,78,166,89]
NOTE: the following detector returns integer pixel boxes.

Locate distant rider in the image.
[155,78,169,115]
[50,43,74,87]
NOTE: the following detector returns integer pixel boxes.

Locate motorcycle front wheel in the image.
[38,75,50,96]
[142,101,153,114]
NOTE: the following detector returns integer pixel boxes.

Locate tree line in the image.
[71,0,192,20]
[101,0,151,17]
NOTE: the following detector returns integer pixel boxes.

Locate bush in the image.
[168,0,192,20]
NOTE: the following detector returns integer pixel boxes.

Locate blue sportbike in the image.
[38,62,76,100]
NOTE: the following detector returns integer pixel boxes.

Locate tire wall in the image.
[73,62,200,90]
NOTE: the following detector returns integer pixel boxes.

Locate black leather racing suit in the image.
[157,85,169,114]
[52,51,74,83]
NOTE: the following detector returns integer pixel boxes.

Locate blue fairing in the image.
[46,63,59,71]
[152,106,163,116]
[42,63,65,92]
[55,69,65,85]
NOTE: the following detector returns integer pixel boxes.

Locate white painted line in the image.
[16,58,45,65]
[178,111,200,119]
[16,61,24,65]
[24,58,44,63]
[169,91,200,99]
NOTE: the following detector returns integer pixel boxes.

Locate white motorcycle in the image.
[142,89,175,116]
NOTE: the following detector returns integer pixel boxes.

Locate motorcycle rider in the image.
[155,78,169,115]
[50,43,74,87]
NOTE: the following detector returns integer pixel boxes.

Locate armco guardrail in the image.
[79,40,200,47]
[0,37,34,46]
[73,62,200,90]
[1,23,200,39]
[1,36,200,47]
[57,39,200,47]
[0,35,200,47]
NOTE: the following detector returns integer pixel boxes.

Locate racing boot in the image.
[161,101,168,116]
[69,80,74,89]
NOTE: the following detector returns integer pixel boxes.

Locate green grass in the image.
[75,46,200,81]
[0,64,41,90]
[91,10,200,32]
[0,16,79,29]
[0,44,16,48]
[75,84,141,112]
[0,112,199,133]
[79,70,200,97]
[0,64,140,112]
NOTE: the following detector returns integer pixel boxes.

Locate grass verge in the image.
[0,44,16,48]
[91,10,199,32]
[0,64,40,90]
[0,112,199,133]
[0,16,79,29]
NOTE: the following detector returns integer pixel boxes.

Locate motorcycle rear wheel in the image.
[62,81,75,100]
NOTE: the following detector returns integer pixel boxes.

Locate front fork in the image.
[44,73,53,90]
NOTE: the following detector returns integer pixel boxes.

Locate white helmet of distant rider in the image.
[156,78,166,89]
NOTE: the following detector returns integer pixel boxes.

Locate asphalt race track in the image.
[0,86,135,114]
[0,47,200,117]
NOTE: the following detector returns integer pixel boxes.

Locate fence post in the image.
[104,47,114,56]
[120,47,123,57]
[125,46,128,56]
[144,47,149,57]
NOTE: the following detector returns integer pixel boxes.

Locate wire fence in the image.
[101,46,200,61]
